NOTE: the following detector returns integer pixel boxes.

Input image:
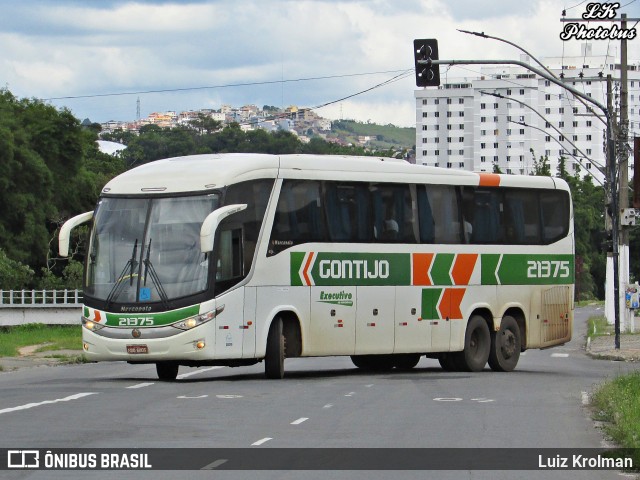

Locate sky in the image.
[1,0,639,127]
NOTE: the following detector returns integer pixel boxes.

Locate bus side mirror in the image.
[200,204,247,253]
[59,211,94,257]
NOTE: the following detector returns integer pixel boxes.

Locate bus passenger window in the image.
[470,190,503,244]
[503,190,540,244]
[325,182,372,243]
[541,191,569,243]
[371,184,416,243]
[419,185,461,244]
[269,180,325,255]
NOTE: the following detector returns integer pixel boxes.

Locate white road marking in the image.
[216,394,243,399]
[365,384,374,387]
[251,437,272,446]
[0,392,97,416]
[323,404,334,409]
[433,397,463,402]
[471,398,495,403]
[291,417,309,425]
[345,392,356,397]
[177,366,224,379]
[551,353,570,358]
[177,395,208,399]
[127,382,154,389]
[201,459,228,470]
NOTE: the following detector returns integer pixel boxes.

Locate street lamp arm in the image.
[480,90,605,175]
[455,29,607,126]
[432,59,608,118]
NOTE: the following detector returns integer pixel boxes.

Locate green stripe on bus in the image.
[421,288,442,320]
[291,252,306,286]
[104,305,200,327]
[430,253,455,286]
[481,254,574,285]
[291,252,411,286]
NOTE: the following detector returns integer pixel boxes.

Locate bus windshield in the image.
[85,194,220,305]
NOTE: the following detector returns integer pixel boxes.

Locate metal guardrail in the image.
[0,289,83,308]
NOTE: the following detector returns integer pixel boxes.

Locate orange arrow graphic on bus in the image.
[302,252,315,286]
[437,288,466,320]
[451,254,478,285]
[412,253,435,286]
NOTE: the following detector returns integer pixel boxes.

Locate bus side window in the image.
[269,180,325,255]
[470,189,503,244]
[420,185,461,244]
[541,191,569,244]
[503,190,540,244]
[324,182,371,243]
[417,186,435,243]
[371,184,416,243]
[225,179,274,267]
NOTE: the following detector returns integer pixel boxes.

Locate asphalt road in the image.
[1,305,638,480]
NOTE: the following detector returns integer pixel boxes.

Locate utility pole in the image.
[560,9,640,349]
[618,14,630,336]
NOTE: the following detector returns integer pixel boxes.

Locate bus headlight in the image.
[172,305,224,331]
[82,317,105,331]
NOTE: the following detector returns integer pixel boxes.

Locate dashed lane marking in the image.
[0,392,97,416]
[177,395,208,399]
[251,437,272,446]
[291,417,309,425]
[177,366,225,379]
[551,353,570,358]
[323,404,334,409]
[127,382,154,389]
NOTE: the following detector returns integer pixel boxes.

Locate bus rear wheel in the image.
[488,315,521,372]
[156,362,179,381]
[438,353,458,371]
[265,317,285,379]
[393,354,421,370]
[455,315,490,372]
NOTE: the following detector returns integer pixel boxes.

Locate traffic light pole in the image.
[420,57,620,347]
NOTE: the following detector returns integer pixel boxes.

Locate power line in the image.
[41,69,410,101]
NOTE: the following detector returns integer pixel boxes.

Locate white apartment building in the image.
[415,44,640,183]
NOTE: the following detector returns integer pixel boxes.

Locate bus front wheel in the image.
[488,315,521,372]
[156,362,179,381]
[455,315,490,372]
[265,317,285,379]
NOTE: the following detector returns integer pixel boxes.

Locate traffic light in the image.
[413,39,440,87]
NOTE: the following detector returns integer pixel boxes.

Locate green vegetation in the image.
[592,372,640,460]
[0,324,82,357]
[330,120,415,150]
[0,88,125,289]
[587,315,612,341]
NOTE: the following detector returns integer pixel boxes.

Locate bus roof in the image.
[101,153,568,195]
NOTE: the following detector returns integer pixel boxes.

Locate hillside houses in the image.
[99,104,333,142]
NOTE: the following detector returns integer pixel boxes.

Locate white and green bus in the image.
[59,153,574,380]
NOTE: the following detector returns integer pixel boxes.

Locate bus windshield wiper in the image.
[143,239,170,309]
[106,239,138,307]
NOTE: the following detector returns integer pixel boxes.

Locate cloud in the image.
[0,0,638,127]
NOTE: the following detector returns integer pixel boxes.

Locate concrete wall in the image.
[0,308,82,327]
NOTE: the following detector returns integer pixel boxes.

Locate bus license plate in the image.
[127,345,149,354]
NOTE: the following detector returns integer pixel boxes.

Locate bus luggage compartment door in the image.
[540,285,572,346]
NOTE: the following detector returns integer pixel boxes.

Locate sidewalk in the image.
[0,348,85,372]
[586,333,640,362]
